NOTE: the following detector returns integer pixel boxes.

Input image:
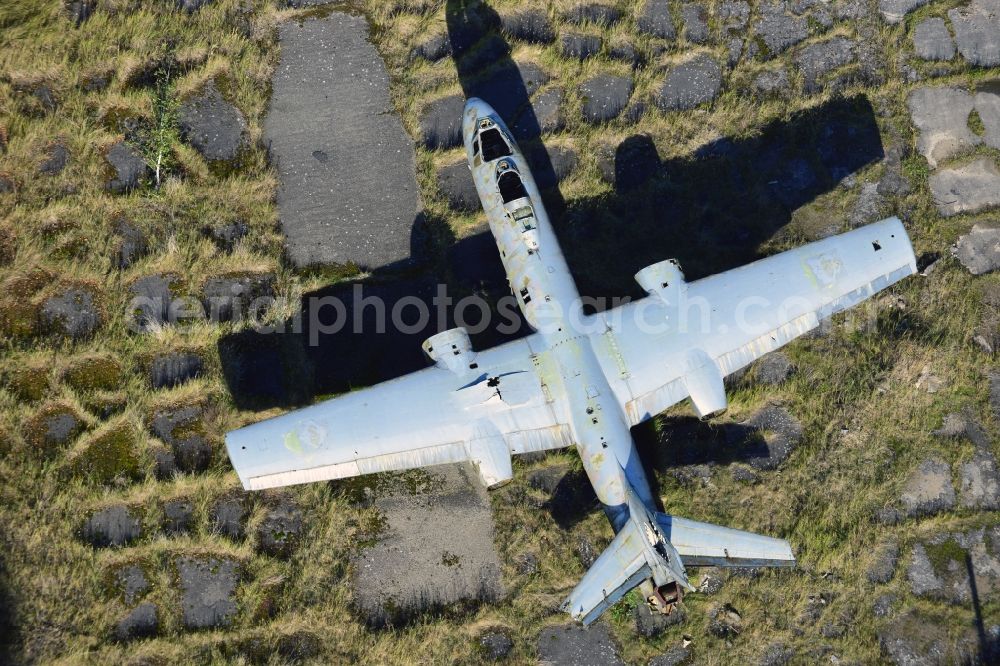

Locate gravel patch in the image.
[178,81,247,162]
[656,54,722,111]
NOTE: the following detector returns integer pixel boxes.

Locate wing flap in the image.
[657,514,795,568]
[239,440,469,490]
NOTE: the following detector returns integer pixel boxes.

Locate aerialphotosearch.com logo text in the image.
[127,283,885,344]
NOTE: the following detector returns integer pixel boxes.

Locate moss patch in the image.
[0,226,15,265]
[333,468,445,504]
[66,421,142,485]
[6,267,54,295]
[353,508,388,549]
[0,426,14,457]
[0,268,52,338]
[103,560,151,603]
[924,538,968,575]
[23,403,85,456]
[0,300,40,338]
[51,235,89,261]
[64,355,125,392]
[294,261,363,283]
[7,365,50,402]
[100,105,149,135]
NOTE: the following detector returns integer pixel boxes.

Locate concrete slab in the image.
[266,12,420,270]
[537,623,623,665]
[350,463,504,626]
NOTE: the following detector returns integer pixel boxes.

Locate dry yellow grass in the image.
[0,0,998,664]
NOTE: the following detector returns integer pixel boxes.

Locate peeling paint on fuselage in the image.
[462,98,657,531]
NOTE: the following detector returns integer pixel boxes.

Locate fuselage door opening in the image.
[511,205,540,251]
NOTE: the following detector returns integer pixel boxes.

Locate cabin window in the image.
[498,171,528,203]
[480,127,512,161]
[519,287,531,304]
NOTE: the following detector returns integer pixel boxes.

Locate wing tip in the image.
[224,430,254,491]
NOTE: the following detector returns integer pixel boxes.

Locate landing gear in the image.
[640,580,684,615]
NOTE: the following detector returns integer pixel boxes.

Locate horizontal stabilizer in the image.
[656,514,795,568]
[560,519,652,625]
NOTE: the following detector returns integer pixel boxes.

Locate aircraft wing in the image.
[597,217,917,425]
[226,334,570,490]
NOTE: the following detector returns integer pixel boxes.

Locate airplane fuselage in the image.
[462,99,657,531]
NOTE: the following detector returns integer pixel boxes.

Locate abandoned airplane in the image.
[226,98,918,624]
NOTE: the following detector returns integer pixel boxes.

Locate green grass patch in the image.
[924,537,968,575]
[968,109,985,136]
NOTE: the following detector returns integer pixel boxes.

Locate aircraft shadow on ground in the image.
[632,415,768,471]
[966,552,1000,662]
[218,1,883,413]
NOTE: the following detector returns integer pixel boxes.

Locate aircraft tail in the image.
[656,513,796,568]
[560,515,665,625]
[561,504,794,625]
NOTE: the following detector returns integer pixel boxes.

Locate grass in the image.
[0,0,998,664]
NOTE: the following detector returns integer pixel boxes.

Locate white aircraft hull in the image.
[226,97,918,624]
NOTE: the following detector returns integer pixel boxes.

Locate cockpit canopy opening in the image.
[498,170,528,203]
[480,127,512,161]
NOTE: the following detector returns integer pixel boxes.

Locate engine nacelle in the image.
[422,327,477,374]
[682,348,727,418]
[635,259,686,306]
[466,436,514,488]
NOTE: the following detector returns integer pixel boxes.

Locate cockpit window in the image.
[498,170,528,203]
[480,127,512,161]
[472,137,480,155]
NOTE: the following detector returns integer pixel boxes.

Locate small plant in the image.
[608,588,641,623]
[137,66,181,188]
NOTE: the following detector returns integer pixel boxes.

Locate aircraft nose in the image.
[463,97,495,149]
[464,96,496,119]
